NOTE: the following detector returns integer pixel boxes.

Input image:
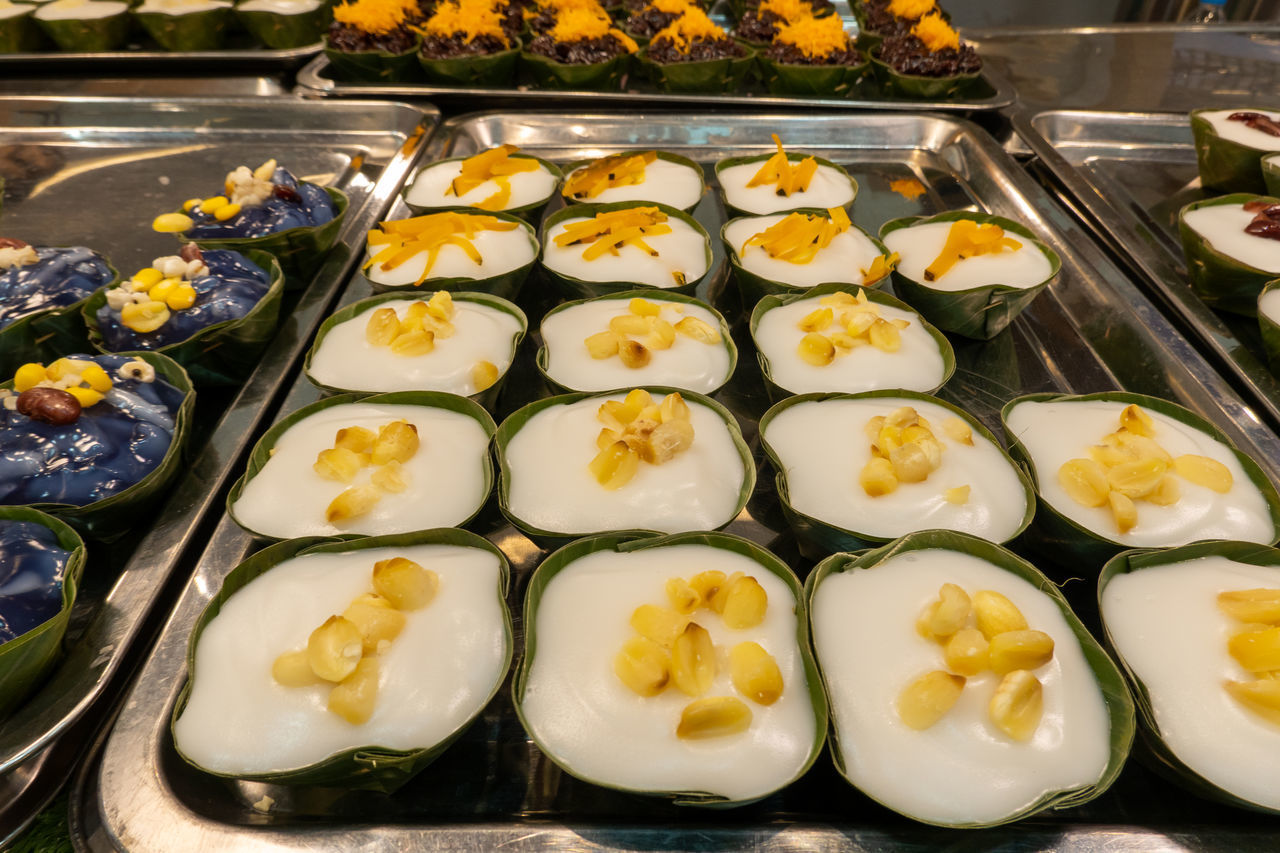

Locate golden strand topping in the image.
[889,177,926,200]
[421,0,510,45]
[270,556,439,724]
[759,0,819,23]
[365,211,519,285]
[741,207,850,265]
[443,145,537,210]
[650,0,694,13]
[772,13,850,59]
[793,288,910,367]
[317,420,421,525]
[911,11,959,53]
[651,7,727,54]
[550,6,639,52]
[1055,403,1234,535]
[1218,588,1280,726]
[583,296,721,368]
[106,253,207,333]
[332,0,415,35]
[553,207,686,283]
[887,0,935,19]
[857,406,971,500]
[563,151,659,201]
[923,219,1021,282]
[589,389,695,490]
[746,134,819,197]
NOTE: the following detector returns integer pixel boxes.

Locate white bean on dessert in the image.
[1198,109,1280,151]
[406,156,557,211]
[364,224,535,287]
[725,213,883,289]
[542,209,707,289]
[812,547,1112,826]
[562,156,703,210]
[883,220,1052,292]
[173,543,508,775]
[1183,203,1280,274]
[718,161,854,215]
[520,545,815,802]
[1102,556,1280,810]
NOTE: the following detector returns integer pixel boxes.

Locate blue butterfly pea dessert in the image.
[153,159,337,239]
[0,239,115,331]
[0,520,71,645]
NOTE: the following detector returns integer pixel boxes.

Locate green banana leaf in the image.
[173,186,349,287]
[82,250,284,388]
[636,40,756,93]
[0,507,87,719]
[1177,193,1280,317]
[512,529,829,807]
[747,280,955,401]
[324,35,424,83]
[518,45,632,90]
[1000,391,1280,567]
[170,528,513,793]
[714,153,858,218]
[806,529,1135,828]
[559,150,705,212]
[1191,108,1276,194]
[1264,153,1280,197]
[132,3,231,50]
[226,390,497,543]
[1260,278,1280,371]
[758,390,1036,558]
[358,208,539,301]
[419,37,521,85]
[539,200,713,300]
[533,289,736,394]
[758,52,869,97]
[34,6,130,50]
[867,51,981,99]
[235,2,329,49]
[2,351,195,542]
[880,210,1060,340]
[0,254,118,378]
[402,155,563,221]
[722,207,889,305]
[493,387,755,547]
[303,290,528,411]
[0,5,45,52]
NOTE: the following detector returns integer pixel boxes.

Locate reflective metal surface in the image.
[75,111,1280,851]
[0,41,319,72]
[0,96,437,848]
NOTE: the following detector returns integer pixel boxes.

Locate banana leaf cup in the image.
[0,507,87,719]
[518,45,632,90]
[82,250,284,388]
[1190,108,1280,194]
[324,32,424,83]
[539,200,713,300]
[880,210,1060,340]
[402,154,562,222]
[34,0,131,51]
[1097,539,1280,814]
[132,2,232,50]
[1000,391,1280,569]
[235,0,330,49]
[759,390,1036,559]
[359,209,539,301]
[758,49,869,97]
[534,289,736,395]
[1264,153,1280,197]
[1177,193,1280,316]
[0,3,45,52]
[635,39,756,93]
[714,152,857,218]
[513,529,828,807]
[807,530,1135,828]
[868,49,981,99]
[303,290,527,411]
[1260,278,1280,371]
[748,281,954,403]
[419,36,521,85]
[170,528,513,793]
[494,387,754,548]
[559,151,704,213]
[1,351,195,542]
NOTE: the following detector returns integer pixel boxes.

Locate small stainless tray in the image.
[0,96,437,847]
[0,40,319,72]
[78,111,1280,851]
[1013,109,1280,435]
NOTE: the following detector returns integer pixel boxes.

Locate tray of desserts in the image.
[1012,109,1280,438]
[0,96,436,847]
[71,110,1280,850]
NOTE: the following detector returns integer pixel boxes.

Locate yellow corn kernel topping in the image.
[859,407,947,496]
[365,212,518,285]
[989,669,1043,740]
[746,134,819,197]
[729,641,784,705]
[922,583,970,640]
[923,219,1021,282]
[590,390,694,487]
[64,386,103,408]
[472,360,499,392]
[444,144,536,209]
[1224,679,1280,725]
[585,330,621,359]
[689,570,727,603]
[307,615,365,683]
[373,557,438,610]
[721,575,768,630]
[121,301,171,334]
[564,151,658,201]
[335,425,376,455]
[1218,589,1280,625]
[590,440,641,490]
[370,460,409,493]
[671,622,717,696]
[366,307,401,346]
[665,577,702,614]
[615,636,671,696]
[943,485,971,504]
[314,446,368,482]
[676,696,753,739]
[674,315,721,343]
[1058,458,1110,508]
[152,212,193,233]
[1119,403,1156,437]
[630,603,688,648]
[943,627,989,676]
[371,420,420,466]
[897,670,965,730]
[13,363,46,392]
[326,484,382,524]
[343,593,407,654]
[1109,490,1138,534]
[972,590,1028,640]
[987,630,1055,675]
[797,331,836,366]
[553,206,673,264]
[271,650,321,687]
[329,657,379,725]
[709,571,744,614]
[1174,454,1234,493]
[1228,626,1280,673]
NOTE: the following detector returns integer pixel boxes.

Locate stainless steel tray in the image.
[0,40,319,72]
[0,96,437,847]
[77,111,1280,851]
[1012,109,1280,436]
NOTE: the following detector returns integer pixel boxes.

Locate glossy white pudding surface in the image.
[135,0,229,12]
[724,214,883,289]
[35,0,127,19]
[237,0,321,12]
[1102,556,1280,809]
[754,294,946,394]
[405,157,558,211]
[1200,109,1280,151]
[232,402,490,538]
[1005,398,1275,546]
[0,2,35,19]
[1261,286,1280,323]
[174,543,508,775]
[718,160,854,215]
[309,298,522,394]
[364,226,536,287]
[763,397,1028,542]
[540,298,730,393]
[542,212,707,289]
[812,548,1111,825]
[503,394,746,534]
[1183,203,1280,274]
[521,545,815,801]
[883,220,1053,292]
[564,157,703,210]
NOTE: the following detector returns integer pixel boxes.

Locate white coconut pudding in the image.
[1182,201,1280,274]
[308,291,523,396]
[755,290,947,394]
[540,295,731,394]
[236,0,321,12]
[232,402,491,539]
[882,219,1053,292]
[174,542,508,776]
[1197,109,1280,151]
[812,547,1112,826]
[405,146,558,213]
[543,206,708,289]
[1261,286,1280,323]
[135,0,229,13]
[762,397,1029,543]
[0,2,35,20]
[1004,398,1276,547]
[561,152,704,210]
[717,137,855,215]
[363,212,536,288]
[34,0,126,20]
[503,389,747,535]
[520,543,816,802]
[725,210,885,289]
[1102,555,1280,810]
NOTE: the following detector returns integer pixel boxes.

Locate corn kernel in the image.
[860,456,898,497]
[989,670,1043,741]
[372,557,438,610]
[729,641,783,705]
[153,212,193,233]
[371,460,409,493]
[426,289,454,320]
[596,427,621,451]
[797,332,835,366]
[721,576,768,630]
[585,330,620,359]
[941,417,973,446]
[325,485,382,524]
[589,440,640,490]
[1119,404,1156,437]
[47,357,94,381]
[655,392,688,424]
[14,363,46,392]
[889,442,933,484]
[472,360,499,392]
[1107,457,1169,499]
[1228,626,1280,672]
[166,284,197,311]
[64,386,104,408]
[943,627,989,676]
[709,572,744,614]
[1145,475,1181,506]
[133,267,165,288]
[647,419,695,465]
[366,307,401,346]
[674,316,720,343]
[988,630,1055,674]
[1174,454,1234,493]
[629,297,662,317]
[1108,430,1173,464]
[307,615,364,682]
[182,198,201,213]
[1224,678,1280,725]
[402,301,428,330]
[630,604,688,648]
[1109,490,1138,534]
[830,332,860,350]
[371,420,420,466]
[925,583,971,639]
[897,670,965,730]
[343,594,406,653]
[271,649,321,687]
[1058,458,1110,508]
[335,426,376,455]
[79,364,113,393]
[390,329,435,357]
[820,291,857,306]
[689,570,727,604]
[876,425,903,456]
[846,311,877,337]
[618,340,651,369]
[868,318,901,352]
[609,314,650,337]
[200,195,229,213]
[329,657,379,725]
[973,590,1028,640]
[666,577,701,614]
[671,622,717,697]
[943,485,970,504]
[646,317,676,350]
[254,159,278,181]
[121,300,171,333]
[676,696,752,739]
[314,446,366,482]
[1218,589,1280,625]
[798,307,833,332]
[215,203,242,222]
[614,636,671,696]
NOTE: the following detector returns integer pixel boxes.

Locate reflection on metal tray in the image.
[1012,109,1280,436]
[0,96,437,848]
[0,39,320,71]
[78,111,1280,851]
